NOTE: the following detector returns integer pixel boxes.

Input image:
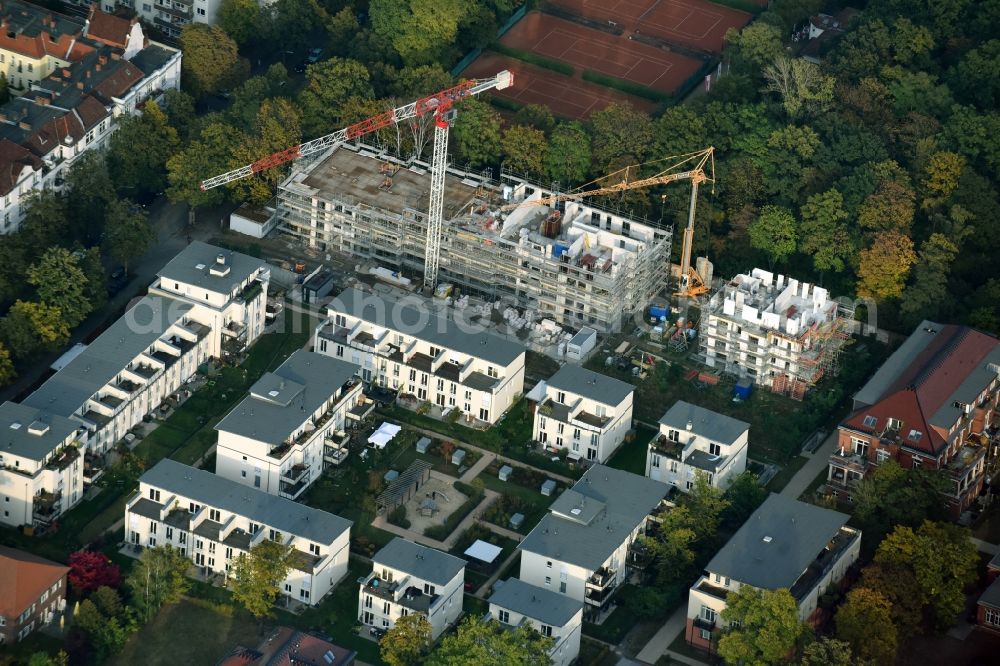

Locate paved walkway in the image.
[779,429,838,499]
[475,547,519,598]
[971,537,999,555]
[459,451,496,484]
[634,603,703,665]
[371,488,500,550]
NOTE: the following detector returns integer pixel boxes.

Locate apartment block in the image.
[0,546,68,644]
[315,287,525,426]
[646,401,749,491]
[81,0,226,39]
[487,578,583,666]
[23,243,268,459]
[215,350,364,500]
[527,364,634,463]
[0,402,88,529]
[686,494,859,652]
[127,459,352,607]
[827,321,1000,518]
[358,537,465,639]
[278,143,671,334]
[519,465,668,618]
[0,2,181,233]
[699,268,851,399]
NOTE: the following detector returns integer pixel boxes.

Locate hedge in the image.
[581,70,671,103]
[706,0,766,14]
[491,44,575,76]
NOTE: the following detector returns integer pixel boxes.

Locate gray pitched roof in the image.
[24,295,191,417]
[0,402,80,461]
[157,241,265,296]
[373,537,465,586]
[329,287,525,367]
[489,578,582,627]
[658,401,749,446]
[139,459,351,544]
[546,364,633,406]
[705,493,849,590]
[979,577,1000,610]
[215,351,360,445]
[853,320,941,407]
[519,465,668,571]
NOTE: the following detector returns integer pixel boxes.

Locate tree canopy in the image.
[719,587,807,666]
[426,615,553,666]
[229,539,293,619]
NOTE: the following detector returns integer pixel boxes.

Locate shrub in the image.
[388,504,410,529]
[581,70,671,102]
[492,44,574,76]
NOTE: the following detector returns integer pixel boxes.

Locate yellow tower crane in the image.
[501,147,715,298]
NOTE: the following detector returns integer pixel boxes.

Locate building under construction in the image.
[275,143,672,334]
[698,268,853,400]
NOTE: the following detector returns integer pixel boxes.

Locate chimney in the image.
[98,54,108,65]
[94,63,101,72]
[86,69,91,78]
[76,81,84,89]
[110,51,120,60]
[18,120,30,130]
[61,68,70,77]
[37,96,49,105]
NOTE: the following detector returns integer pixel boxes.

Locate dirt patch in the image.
[401,474,469,534]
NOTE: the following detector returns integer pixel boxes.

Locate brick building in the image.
[0,545,68,644]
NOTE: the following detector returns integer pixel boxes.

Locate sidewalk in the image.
[779,430,838,499]
[635,605,706,666]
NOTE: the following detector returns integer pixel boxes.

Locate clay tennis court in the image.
[463,53,654,120]
[550,0,751,53]
[501,11,703,94]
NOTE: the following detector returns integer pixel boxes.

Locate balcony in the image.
[789,528,860,603]
[324,440,349,466]
[587,567,615,589]
[83,452,105,484]
[222,320,247,339]
[132,364,159,380]
[359,573,403,602]
[238,280,263,304]
[45,446,79,472]
[628,540,655,569]
[279,464,311,500]
[115,379,141,394]
[96,394,124,411]
[649,434,685,461]
[33,490,62,524]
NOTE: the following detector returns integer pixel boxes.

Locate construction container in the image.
[416,437,431,453]
[734,378,754,401]
[541,479,557,496]
[509,512,525,530]
[452,449,467,465]
[553,244,569,258]
[649,305,669,321]
[498,464,513,481]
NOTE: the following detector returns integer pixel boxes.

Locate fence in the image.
[451,3,529,77]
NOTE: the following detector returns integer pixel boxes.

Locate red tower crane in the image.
[200,71,514,289]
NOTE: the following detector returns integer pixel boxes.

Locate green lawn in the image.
[579,637,618,665]
[525,350,560,380]
[606,423,657,476]
[477,469,551,534]
[110,599,260,666]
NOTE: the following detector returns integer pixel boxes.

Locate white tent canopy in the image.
[463,539,502,564]
[368,422,402,449]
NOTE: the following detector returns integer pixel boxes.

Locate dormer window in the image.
[886,418,901,431]
[907,429,922,442]
[862,415,878,428]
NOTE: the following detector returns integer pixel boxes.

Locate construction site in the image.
[274,142,672,335]
[696,268,854,399]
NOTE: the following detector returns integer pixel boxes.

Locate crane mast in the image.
[199,71,514,291]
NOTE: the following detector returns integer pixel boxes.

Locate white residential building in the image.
[126,459,352,607]
[315,287,526,426]
[685,494,859,652]
[358,537,465,639]
[488,578,583,666]
[646,401,749,491]
[214,350,364,500]
[0,402,88,529]
[519,465,668,618]
[0,4,181,233]
[23,243,268,457]
[699,268,851,399]
[528,365,633,463]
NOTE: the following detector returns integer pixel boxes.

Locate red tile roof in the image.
[0,546,68,618]
[86,7,133,48]
[91,61,143,102]
[0,137,42,195]
[216,627,356,666]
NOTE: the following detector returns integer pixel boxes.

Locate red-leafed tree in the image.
[67,549,121,593]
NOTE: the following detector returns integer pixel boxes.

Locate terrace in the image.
[788,527,860,602]
[33,490,62,523]
[46,445,80,471]
[96,394,125,410]
[150,350,180,369]
[289,548,322,573]
[238,280,263,304]
[693,577,729,602]
[649,434,685,461]
[116,378,141,394]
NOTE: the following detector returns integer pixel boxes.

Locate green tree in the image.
[125,545,191,621]
[763,57,835,118]
[426,615,553,666]
[858,179,916,234]
[589,103,652,170]
[91,586,124,619]
[26,651,68,666]
[854,460,950,547]
[502,125,547,178]
[451,97,501,169]
[857,231,917,300]
[298,57,374,137]
[799,189,852,274]
[900,233,961,324]
[380,613,432,666]
[217,0,261,45]
[649,508,697,586]
[623,586,673,621]
[722,472,767,528]
[26,248,92,328]
[64,152,114,244]
[167,122,243,207]
[0,342,15,385]
[79,246,108,312]
[107,101,179,201]
[544,122,591,186]
[718,587,806,666]
[179,24,242,98]
[512,105,555,135]
[870,521,978,632]
[949,40,1000,111]
[162,89,197,142]
[799,637,853,666]
[229,97,303,206]
[103,201,154,274]
[651,106,708,158]
[749,205,797,268]
[725,22,785,70]
[371,0,470,66]
[834,587,897,665]
[1,301,70,357]
[682,472,730,543]
[921,151,966,210]
[230,539,293,620]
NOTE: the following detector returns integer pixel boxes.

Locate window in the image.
[178,532,186,545]
[907,429,923,442]
[852,438,868,457]
[556,391,566,403]
[699,628,712,640]
[886,417,902,431]
[862,415,878,428]
[423,583,436,595]
[876,448,891,464]
[335,345,344,357]
[285,583,292,593]
[709,442,721,456]
[985,608,1000,626]
[701,606,716,623]
[668,429,679,442]
[309,543,321,555]
[912,457,922,468]
[196,7,205,14]
[209,509,221,522]
[544,576,552,586]
[149,522,157,535]
[269,529,282,542]
[651,455,660,469]
[225,547,233,559]
[488,366,498,378]
[559,581,567,593]
[148,488,160,501]
[409,369,416,381]
[383,601,390,614]
[498,609,510,624]
[189,502,200,514]
[546,560,552,568]
[540,624,553,637]
[165,526,173,540]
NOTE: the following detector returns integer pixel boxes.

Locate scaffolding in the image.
[275,143,672,333]
[697,268,854,400]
